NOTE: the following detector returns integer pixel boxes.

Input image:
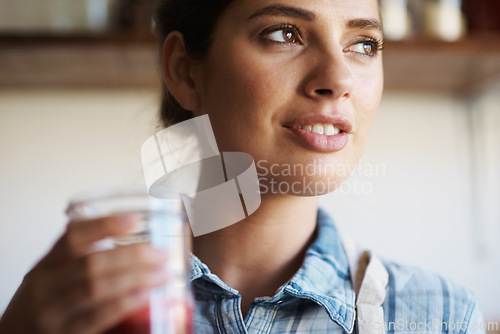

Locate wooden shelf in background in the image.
[0,32,161,89]
[383,35,500,94]
[1,32,500,93]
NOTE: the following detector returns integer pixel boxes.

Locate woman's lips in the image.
[285,127,349,152]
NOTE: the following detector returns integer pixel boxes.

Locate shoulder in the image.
[380,258,485,333]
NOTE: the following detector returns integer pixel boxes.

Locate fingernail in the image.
[153,248,169,261]
[118,214,137,228]
[133,289,149,303]
[152,267,169,281]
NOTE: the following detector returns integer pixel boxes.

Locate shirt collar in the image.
[285,207,356,333]
[190,207,356,333]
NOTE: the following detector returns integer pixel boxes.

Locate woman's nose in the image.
[303,48,354,101]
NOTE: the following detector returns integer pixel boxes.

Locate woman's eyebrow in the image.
[248,5,315,21]
[347,18,383,34]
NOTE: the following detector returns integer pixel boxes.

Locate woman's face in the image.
[192,0,384,196]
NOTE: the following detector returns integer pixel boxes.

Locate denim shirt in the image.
[190,208,485,333]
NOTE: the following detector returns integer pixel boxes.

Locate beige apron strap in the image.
[342,235,389,334]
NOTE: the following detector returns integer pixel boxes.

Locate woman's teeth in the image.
[295,124,341,136]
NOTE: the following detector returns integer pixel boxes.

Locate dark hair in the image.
[154,0,235,128]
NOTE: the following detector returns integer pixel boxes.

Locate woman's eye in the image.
[263,26,302,44]
[347,40,381,57]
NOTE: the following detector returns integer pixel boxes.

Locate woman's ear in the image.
[162,31,201,111]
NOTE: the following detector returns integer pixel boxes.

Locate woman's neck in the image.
[192,194,318,316]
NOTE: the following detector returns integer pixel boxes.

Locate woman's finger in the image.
[43,243,168,298]
[81,243,169,278]
[42,214,139,265]
[54,263,168,319]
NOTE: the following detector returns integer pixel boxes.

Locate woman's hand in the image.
[0,215,169,334]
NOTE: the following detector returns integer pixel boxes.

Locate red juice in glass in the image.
[104,305,151,334]
[104,296,194,334]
